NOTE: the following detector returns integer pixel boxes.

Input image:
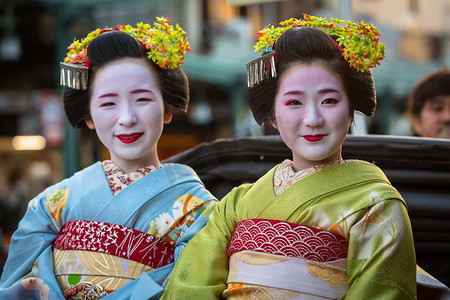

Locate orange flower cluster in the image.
[64,17,190,70]
[255,14,385,72]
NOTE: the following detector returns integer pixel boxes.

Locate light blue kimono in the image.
[0,162,216,299]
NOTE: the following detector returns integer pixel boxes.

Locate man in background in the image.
[408,68,450,139]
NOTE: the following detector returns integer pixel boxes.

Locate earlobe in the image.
[270,117,277,129]
[411,116,422,136]
[85,117,95,129]
[164,106,173,124]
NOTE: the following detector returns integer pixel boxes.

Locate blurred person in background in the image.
[408,68,450,139]
[0,176,5,275]
[0,173,27,235]
[0,172,27,275]
[0,18,216,299]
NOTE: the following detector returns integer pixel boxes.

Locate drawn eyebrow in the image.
[98,93,118,98]
[97,89,154,98]
[283,88,340,96]
[318,88,340,94]
[130,89,153,94]
[283,91,304,96]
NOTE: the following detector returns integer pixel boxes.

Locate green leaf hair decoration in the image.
[254,14,386,72]
[64,17,191,70]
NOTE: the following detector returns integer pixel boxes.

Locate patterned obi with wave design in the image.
[53,220,174,294]
[224,219,349,299]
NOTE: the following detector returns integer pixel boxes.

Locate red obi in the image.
[54,220,174,268]
[228,219,348,262]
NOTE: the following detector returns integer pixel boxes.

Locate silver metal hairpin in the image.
[60,62,89,90]
[246,52,277,88]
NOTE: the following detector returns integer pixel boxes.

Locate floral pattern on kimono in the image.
[161,160,417,300]
[0,161,217,300]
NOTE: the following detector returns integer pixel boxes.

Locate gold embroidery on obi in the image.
[54,249,153,291]
[228,253,239,282]
[227,252,293,291]
[224,283,298,299]
[235,251,291,265]
[306,260,348,287]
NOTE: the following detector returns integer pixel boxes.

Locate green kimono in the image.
[162,160,417,299]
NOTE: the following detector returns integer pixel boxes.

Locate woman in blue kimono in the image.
[0,18,216,299]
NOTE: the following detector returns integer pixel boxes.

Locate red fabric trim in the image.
[54,220,174,268]
[85,58,91,68]
[228,219,348,262]
[332,40,344,54]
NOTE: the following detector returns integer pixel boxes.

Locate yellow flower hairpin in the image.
[254,14,385,72]
[64,16,191,70]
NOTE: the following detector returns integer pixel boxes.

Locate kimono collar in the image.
[273,159,348,195]
[102,160,164,195]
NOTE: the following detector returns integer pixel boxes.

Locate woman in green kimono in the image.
[0,18,216,299]
[163,15,448,299]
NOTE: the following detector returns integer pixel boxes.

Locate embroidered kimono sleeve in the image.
[0,187,67,298]
[159,197,218,293]
[104,188,217,300]
[161,184,252,299]
[343,199,417,300]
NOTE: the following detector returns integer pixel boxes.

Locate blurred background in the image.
[0,0,448,273]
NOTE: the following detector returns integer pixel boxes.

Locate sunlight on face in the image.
[272,62,352,171]
[85,59,172,172]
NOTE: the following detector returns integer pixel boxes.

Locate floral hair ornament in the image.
[60,17,191,90]
[246,14,386,88]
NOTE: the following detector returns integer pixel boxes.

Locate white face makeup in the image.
[272,62,352,171]
[85,59,172,172]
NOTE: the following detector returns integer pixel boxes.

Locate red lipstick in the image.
[117,133,143,144]
[303,135,325,142]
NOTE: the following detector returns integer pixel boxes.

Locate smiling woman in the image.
[272,63,352,170]
[0,19,217,300]
[86,59,170,172]
[162,14,448,300]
